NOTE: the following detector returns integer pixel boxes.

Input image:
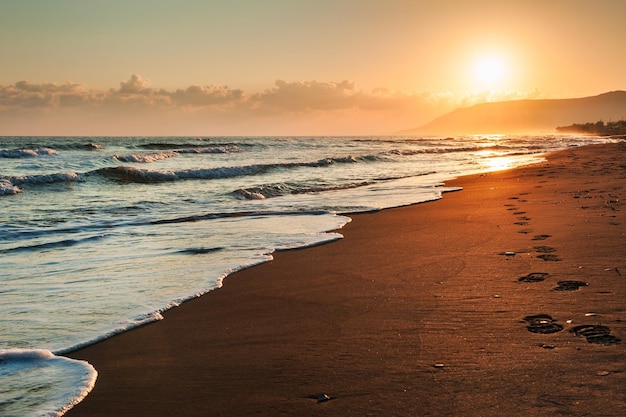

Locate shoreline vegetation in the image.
[557,119,626,136]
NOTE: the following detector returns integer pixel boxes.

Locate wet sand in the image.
[68,142,626,416]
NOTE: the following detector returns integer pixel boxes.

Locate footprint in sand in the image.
[531,234,552,241]
[534,246,557,253]
[552,280,588,291]
[517,272,550,283]
[570,325,622,345]
[537,254,561,262]
[523,314,564,334]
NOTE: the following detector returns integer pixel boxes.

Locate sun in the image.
[471,54,508,90]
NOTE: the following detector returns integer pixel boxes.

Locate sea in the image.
[0,134,620,416]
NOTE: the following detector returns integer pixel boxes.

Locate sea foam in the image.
[0,148,58,158]
[0,349,97,417]
[0,179,22,195]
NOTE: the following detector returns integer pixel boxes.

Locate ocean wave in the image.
[175,247,224,255]
[175,145,241,154]
[95,165,267,183]
[94,155,372,184]
[2,234,109,254]
[0,147,58,158]
[0,179,22,195]
[385,145,516,156]
[136,141,243,151]
[150,209,332,225]
[3,172,81,186]
[0,349,97,417]
[114,151,179,163]
[232,180,374,200]
[42,142,104,151]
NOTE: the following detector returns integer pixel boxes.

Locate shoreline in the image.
[68,142,626,416]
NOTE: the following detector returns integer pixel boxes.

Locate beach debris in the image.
[523,314,564,334]
[570,324,622,345]
[518,272,550,283]
[552,280,588,291]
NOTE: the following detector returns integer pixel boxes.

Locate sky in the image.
[1,0,625,136]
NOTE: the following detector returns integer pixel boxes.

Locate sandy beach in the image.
[67,142,626,417]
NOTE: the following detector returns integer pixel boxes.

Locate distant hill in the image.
[398,91,626,135]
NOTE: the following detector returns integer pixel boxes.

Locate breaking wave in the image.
[94,155,371,184]
[114,151,179,163]
[2,172,81,186]
[0,148,58,158]
[0,179,22,195]
[232,180,375,200]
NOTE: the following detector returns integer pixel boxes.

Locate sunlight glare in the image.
[472,54,508,90]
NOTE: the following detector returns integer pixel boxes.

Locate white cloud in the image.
[118,74,152,94]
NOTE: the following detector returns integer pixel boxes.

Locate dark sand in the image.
[68,142,626,416]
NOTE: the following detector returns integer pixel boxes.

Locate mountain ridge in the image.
[398,91,626,135]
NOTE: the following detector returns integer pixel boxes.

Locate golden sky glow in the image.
[0,0,625,135]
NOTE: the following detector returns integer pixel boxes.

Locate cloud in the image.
[118,74,152,94]
[0,74,447,114]
[0,74,547,135]
[251,79,360,111]
[170,84,246,108]
[0,80,90,109]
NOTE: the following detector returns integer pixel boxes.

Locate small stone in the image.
[597,371,610,376]
[433,363,445,369]
[585,313,597,317]
[317,394,332,403]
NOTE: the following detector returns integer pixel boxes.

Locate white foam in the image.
[176,145,241,154]
[0,148,58,158]
[114,151,178,163]
[0,349,97,417]
[0,179,22,195]
[8,172,80,185]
